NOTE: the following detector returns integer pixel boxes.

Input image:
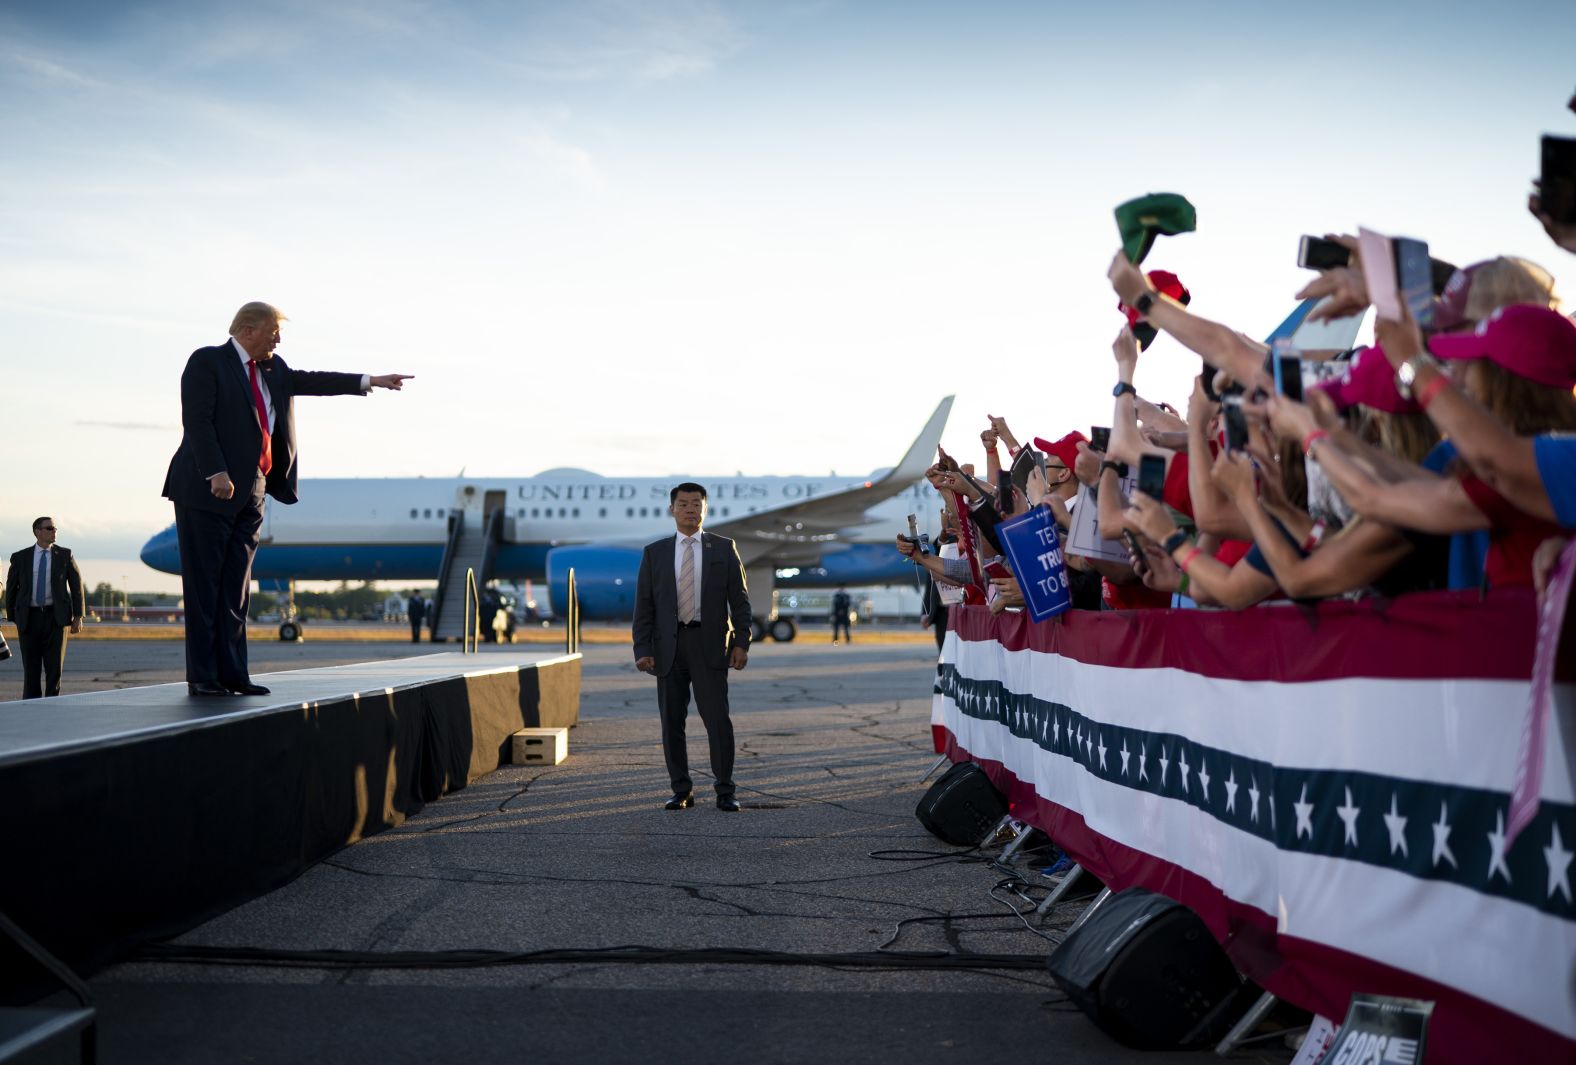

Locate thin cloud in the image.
[76,420,176,432]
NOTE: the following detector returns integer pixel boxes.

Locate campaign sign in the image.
[1321,994,1433,1065]
[996,505,1072,622]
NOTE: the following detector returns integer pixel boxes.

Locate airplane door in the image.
[484,490,507,519]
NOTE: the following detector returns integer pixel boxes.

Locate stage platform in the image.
[0,651,581,996]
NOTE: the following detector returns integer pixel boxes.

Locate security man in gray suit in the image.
[5,516,85,699]
[632,482,752,812]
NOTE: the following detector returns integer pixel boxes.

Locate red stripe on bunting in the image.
[943,733,1574,1065]
[947,589,1550,683]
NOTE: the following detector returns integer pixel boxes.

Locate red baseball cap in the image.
[1427,304,1576,388]
[1311,344,1419,415]
[1119,270,1191,329]
[1031,431,1089,471]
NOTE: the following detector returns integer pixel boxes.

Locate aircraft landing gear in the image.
[278,581,303,642]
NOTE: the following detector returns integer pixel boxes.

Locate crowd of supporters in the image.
[896,206,1575,617]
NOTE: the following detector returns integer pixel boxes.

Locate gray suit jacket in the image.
[632,531,752,676]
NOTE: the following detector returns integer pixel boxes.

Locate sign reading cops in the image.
[1321,994,1433,1065]
[996,505,1072,621]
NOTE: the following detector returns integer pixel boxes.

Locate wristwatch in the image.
[1160,529,1190,555]
[1112,381,1138,398]
[1099,459,1129,478]
[1134,292,1155,315]
[1395,354,1438,401]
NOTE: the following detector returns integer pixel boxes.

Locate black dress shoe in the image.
[224,682,271,696]
[664,794,694,810]
[187,682,233,697]
[716,796,741,812]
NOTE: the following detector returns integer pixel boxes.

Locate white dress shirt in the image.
[32,544,53,607]
[233,338,276,432]
[673,531,703,619]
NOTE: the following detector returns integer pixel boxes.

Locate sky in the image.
[2,0,1573,594]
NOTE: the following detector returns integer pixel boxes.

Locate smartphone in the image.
[1090,426,1111,452]
[1137,454,1166,501]
[1120,530,1144,560]
[983,560,1012,581]
[1010,449,1041,496]
[1358,227,1401,321]
[1542,135,1576,224]
[997,469,1014,516]
[1223,396,1249,452]
[1392,236,1434,327]
[1268,338,1304,402]
[1132,322,1159,351]
[1297,235,1351,271]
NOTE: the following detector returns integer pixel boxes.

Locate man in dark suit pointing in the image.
[5,516,85,699]
[632,483,752,811]
[162,302,411,697]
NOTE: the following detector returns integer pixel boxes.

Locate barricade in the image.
[931,592,1574,1064]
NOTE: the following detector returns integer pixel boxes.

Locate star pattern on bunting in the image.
[1545,823,1573,903]
[1294,783,1315,840]
[1383,794,1409,858]
[1487,810,1513,885]
[937,666,1576,918]
[1337,786,1361,847]
[1432,802,1458,870]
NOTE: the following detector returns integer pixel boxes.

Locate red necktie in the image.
[247,360,273,475]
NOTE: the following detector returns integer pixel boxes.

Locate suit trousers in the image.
[657,625,735,798]
[19,606,66,699]
[175,498,264,686]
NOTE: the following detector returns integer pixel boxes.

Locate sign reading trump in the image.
[995,505,1072,621]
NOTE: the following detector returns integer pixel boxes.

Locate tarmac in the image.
[13,636,1299,1064]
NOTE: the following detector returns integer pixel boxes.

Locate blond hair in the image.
[1464,257,1560,320]
[229,302,286,335]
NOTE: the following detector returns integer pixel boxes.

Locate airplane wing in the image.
[709,396,953,567]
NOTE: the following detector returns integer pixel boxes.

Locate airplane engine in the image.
[546,544,643,621]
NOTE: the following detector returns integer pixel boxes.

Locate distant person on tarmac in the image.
[5,517,85,698]
[407,592,426,643]
[830,585,852,644]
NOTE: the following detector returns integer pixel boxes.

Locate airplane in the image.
[141,397,954,643]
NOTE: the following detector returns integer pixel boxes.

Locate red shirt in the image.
[1460,475,1565,588]
[1102,577,1173,610]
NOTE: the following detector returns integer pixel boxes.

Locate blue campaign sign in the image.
[996,505,1072,621]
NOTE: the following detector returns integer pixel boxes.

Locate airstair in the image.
[430,507,503,641]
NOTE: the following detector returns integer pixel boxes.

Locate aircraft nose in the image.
[140,524,182,574]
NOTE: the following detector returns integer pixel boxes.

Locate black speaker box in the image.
[1046,887,1251,1050]
[914,760,1007,846]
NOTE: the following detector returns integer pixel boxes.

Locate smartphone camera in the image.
[1222,395,1249,452]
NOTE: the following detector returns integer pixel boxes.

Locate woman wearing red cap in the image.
[1293,305,1576,588]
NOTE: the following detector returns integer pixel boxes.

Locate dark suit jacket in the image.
[162,341,366,514]
[5,545,85,631]
[632,531,752,676]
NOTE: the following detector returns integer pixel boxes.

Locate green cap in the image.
[1115,193,1197,264]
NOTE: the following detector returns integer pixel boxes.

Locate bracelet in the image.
[1302,429,1330,455]
[1416,374,1451,410]
[1100,460,1130,478]
[1299,520,1327,553]
[1160,528,1190,555]
[1007,444,1021,458]
[1178,546,1203,573]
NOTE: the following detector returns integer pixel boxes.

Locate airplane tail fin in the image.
[879,396,954,486]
